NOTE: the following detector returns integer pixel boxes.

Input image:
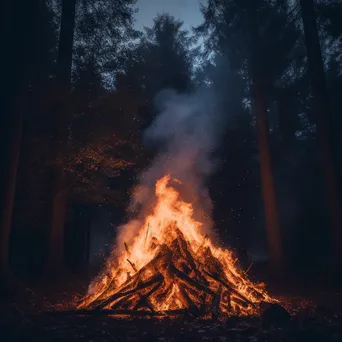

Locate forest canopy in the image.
[2,0,342,276]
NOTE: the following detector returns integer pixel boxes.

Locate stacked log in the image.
[76,227,272,318]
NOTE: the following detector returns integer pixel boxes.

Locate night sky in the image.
[134,0,204,31]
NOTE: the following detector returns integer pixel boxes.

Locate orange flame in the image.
[78,175,274,316]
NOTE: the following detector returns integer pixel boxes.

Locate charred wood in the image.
[174,228,197,271]
[139,245,172,273]
[232,296,249,309]
[211,285,222,320]
[94,273,163,310]
[127,259,138,272]
[124,242,130,255]
[177,284,200,317]
[89,276,137,308]
[111,294,136,310]
[169,264,214,295]
[133,281,162,312]
[202,269,254,306]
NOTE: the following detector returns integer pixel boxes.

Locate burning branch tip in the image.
[127,259,138,272]
[245,263,254,274]
[124,242,130,255]
[144,224,150,246]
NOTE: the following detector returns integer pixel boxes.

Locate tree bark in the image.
[277,90,296,144]
[48,172,67,273]
[47,0,77,273]
[252,84,284,271]
[0,108,24,278]
[300,0,342,265]
[0,0,26,279]
[244,1,284,271]
[56,0,77,85]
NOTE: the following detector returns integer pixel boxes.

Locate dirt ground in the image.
[1,271,342,342]
[1,307,342,342]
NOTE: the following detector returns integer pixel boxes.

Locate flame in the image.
[78,175,274,316]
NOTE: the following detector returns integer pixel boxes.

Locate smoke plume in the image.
[116,88,223,250]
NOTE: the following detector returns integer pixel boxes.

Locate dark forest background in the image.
[1,0,342,281]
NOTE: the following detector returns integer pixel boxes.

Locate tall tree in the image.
[47,0,138,272]
[196,0,297,269]
[143,14,194,93]
[127,14,195,130]
[245,1,283,271]
[300,0,342,265]
[73,0,139,80]
[56,0,77,85]
[47,0,77,273]
[1,0,55,279]
[1,0,21,278]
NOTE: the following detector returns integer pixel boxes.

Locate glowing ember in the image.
[77,175,275,317]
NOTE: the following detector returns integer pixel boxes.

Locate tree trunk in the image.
[47,0,77,274]
[277,90,296,144]
[300,0,342,265]
[0,0,26,280]
[48,171,67,273]
[244,1,284,271]
[0,108,24,278]
[56,0,77,85]
[252,84,283,271]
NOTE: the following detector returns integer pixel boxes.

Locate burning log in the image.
[174,228,197,271]
[137,295,154,313]
[169,264,214,295]
[76,176,274,318]
[133,281,163,312]
[94,273,163,310]
[202,269,255,307]
[198,246,243,285]
[211,285,222,320]
[111,294,136,310]
[223,291,232,312]
[153,282,174,307]
[198,246,225,276]
[127,259,138,272]
[231,296,249,309]
[181,282,202,301]
[140,244,172,273]
[177,284,200,317]
[82,273,136,309]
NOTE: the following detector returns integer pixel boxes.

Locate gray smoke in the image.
[116,88,223,248]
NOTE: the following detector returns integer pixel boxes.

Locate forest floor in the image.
[1,269,342,341]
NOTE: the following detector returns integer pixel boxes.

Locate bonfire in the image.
[77,175,274,318]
